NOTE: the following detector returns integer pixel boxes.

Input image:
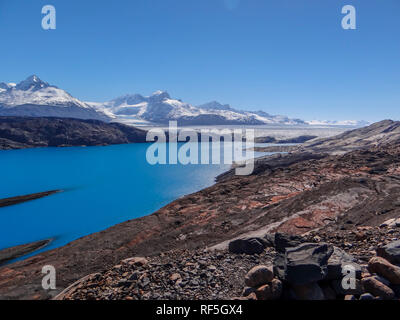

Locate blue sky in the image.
[0,0,399,122]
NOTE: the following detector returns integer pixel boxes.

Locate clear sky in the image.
[0,0,399,122]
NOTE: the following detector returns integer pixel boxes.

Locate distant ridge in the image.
[0,117,147,150]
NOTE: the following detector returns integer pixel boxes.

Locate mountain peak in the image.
[27,75,40,82]
[149,90,170,102]
[151,90,170,98]
[15,75,51,91]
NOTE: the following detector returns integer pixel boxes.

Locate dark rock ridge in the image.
[0,190,60,208]
[0,117,148,150]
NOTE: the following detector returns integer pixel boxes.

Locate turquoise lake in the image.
[0,143,270,261]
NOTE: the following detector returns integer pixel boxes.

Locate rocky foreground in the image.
[2,120,400,300]
[55,224,400,300]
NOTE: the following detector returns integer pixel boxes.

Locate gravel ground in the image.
[63,248,276,300]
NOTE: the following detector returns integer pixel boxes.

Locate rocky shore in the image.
[1,120,400,300]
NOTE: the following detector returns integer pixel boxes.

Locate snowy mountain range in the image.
[89,91,307,126]
[0,76,109,121]
[0,76,368,127]
[305,119,371,127]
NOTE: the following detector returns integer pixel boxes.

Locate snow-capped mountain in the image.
[0,76,367,127]
[91,92,307,126]
[305,120,370,127]
[0,75,110,121]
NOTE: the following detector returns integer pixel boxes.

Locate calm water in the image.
[0,143,270,260]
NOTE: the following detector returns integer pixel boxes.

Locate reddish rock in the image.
[255,279,282,300]
[368,256,400,285]
[245,265,274,288]
[361,276,395,300]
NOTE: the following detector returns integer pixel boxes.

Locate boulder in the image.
[273,243,334,286]
[229,238,265,255]
[361,277,395,300]
[326,247,361,280]
[292,282,325,300]
[377,240,400,265]
[368,256,400,285]
[255,279,283,300]
[272,233,304,253]
[373,275,391,287]
[245,265,274,288]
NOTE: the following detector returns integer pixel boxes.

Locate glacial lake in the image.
[0,142,272,261]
